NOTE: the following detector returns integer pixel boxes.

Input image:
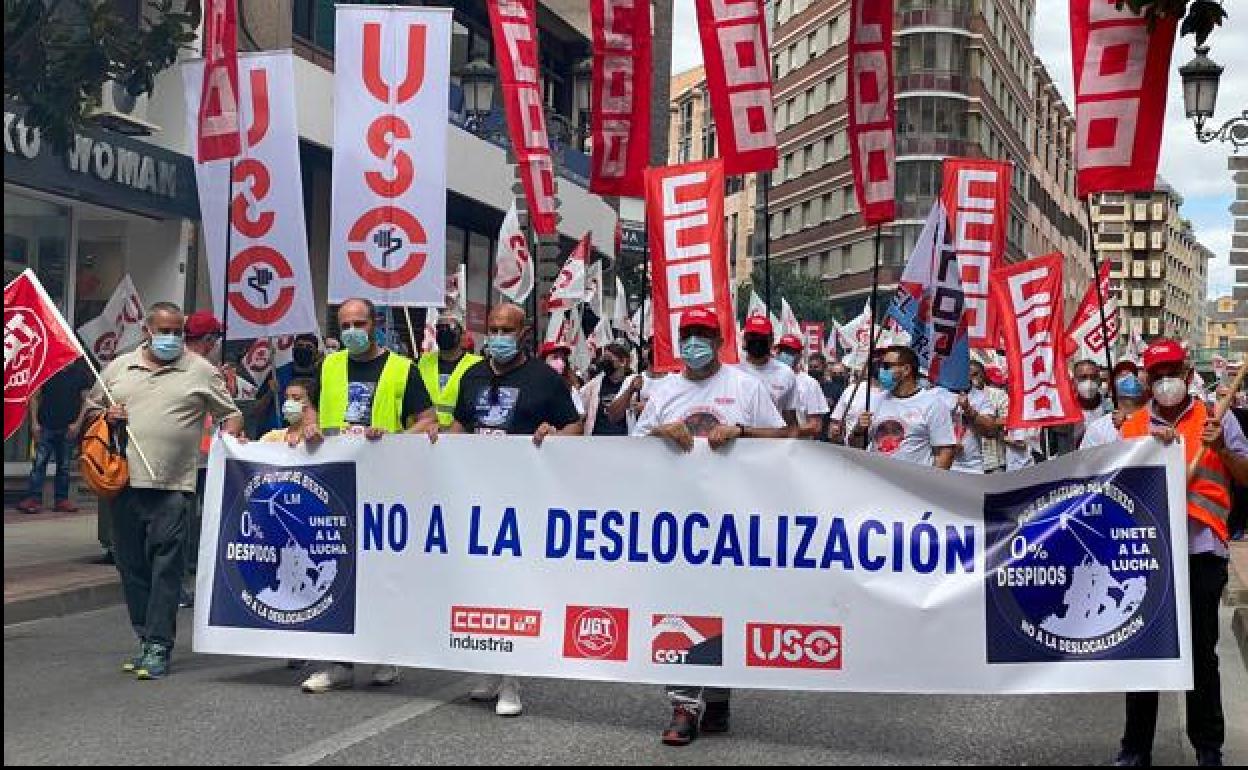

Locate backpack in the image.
[79,415,129,499]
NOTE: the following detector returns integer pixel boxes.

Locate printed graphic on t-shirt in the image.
[471,386,520,434]
[344,381,376,425]
[683,409,725,437]
[874,419,906,454]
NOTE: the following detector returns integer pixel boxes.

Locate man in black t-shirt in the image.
[16,359,93,513]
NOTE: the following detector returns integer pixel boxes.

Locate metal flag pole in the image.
[220,159,234,365]
[1083,196,1117,410]
[863,224,884,413]
[762,171,772,311]
[639,218,650,362]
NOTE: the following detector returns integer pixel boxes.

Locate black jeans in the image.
[113,487,192,648]
[1121,552,1228,756]
[28,428,71,501]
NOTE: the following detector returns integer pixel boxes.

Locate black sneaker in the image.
[1114,751,1151,767]
[661,704,700,746]
[1196,749,1223,767]
[92,550,115,566]
[701,701,730,733]
[135,643,170,680]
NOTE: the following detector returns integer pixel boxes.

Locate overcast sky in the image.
[670,4,1245,299]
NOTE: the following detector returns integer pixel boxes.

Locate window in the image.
[802,200,814,227]
[896,32,969,76]
[293,0,337,51]
[823,192,836,220]
[895,96,969,139]
[810,195,824,223]
[803,144,814,172]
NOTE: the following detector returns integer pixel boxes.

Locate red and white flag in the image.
[1065,259,1121,364]
[488,0,557,235]
[694,0,777,175]
[493,202,535,304]
[780,298,802,339]
[801,321,826,357]
[848,0,896,225]
[197,0,241,162]
[645,159,739,372]
[992,254,1081,429]
[75,275,145,363]
[329,7,451,306]
[1071,0,1177,196]
[546,233,592,312]
[942,157,1011,349]
[589,0,652,197]
[185,52,320,339]
[838,301,874,369]
[4,270,84,440]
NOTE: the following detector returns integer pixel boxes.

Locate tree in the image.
[737,264,844,326]
[1131,0,1226,44]
[4,0,201,152]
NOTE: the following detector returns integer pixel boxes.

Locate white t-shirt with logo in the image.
[633,365,785,438]
[737,358,798,413]
[867,388,957,467]
[794,371,830,424]
[934,387,992,474]
[1006,427,1042,471]
[1079,412,1121,449]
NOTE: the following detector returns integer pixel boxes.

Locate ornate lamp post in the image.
[1178,44,1248,151]
[459,55,497,137]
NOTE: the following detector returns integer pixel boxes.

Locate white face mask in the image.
[1151,377,1187,408]
[282,399,305,425]
[1076,379,1100,400]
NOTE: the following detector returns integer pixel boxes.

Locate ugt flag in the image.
[886,201,969,391]
[4,270,84,440]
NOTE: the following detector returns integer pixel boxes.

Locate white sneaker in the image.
[370,665,401,686]
[301,664,354,693]
[495,676,522,717]
[469,675,502,701]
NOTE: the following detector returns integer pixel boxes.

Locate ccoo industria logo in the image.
[209,460,357,633]
[983,468,1179,663]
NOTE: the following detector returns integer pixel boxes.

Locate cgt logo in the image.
[745,623,842,670]
[651,614,723,666]
[563,606,628,661]
[451,606,542,638]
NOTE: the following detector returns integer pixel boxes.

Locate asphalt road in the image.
[5,605,1246,765]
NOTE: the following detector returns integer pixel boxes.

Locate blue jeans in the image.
[28,428,71,502]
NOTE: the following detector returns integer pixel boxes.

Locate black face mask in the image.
[292,347,317,368]
[828,374,848,386]
[808,368,825,381]
[744,337,771,358]
[435,327,462,351]
[599,359,617,376]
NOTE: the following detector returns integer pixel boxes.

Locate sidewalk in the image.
[3,503,121,626]
[1230,540,1248,671]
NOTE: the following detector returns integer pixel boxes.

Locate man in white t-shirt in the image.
[775,334,829,439]
[632,307,787,747]
[736,315,799,435]
[850,345,956,469]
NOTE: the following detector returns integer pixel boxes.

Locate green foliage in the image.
[1124,0,1227,44]
[4,0,201,151]
[737,264,842,326]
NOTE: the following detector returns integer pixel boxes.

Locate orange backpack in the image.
[79,415,129,500]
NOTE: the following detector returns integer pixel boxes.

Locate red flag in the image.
[1071,0,1177,197]
[4,270,84,440]
[590,0,652,197]
[1065,259,1121,362]
[941,158,1011,349]
[488,0,557,236]
[197,0,242,162]
[645,160,739,372]
[848,0,896,225]
[801,322,826,358]
[992,254,1081,429]
[694,0,777,175]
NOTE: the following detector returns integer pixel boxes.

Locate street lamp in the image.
[1178,44,1248,151]
[459,55,496,135]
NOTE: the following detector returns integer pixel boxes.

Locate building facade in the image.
[1203,296,1248,366]
[1232,156,1248,307]
[667,66,758,285]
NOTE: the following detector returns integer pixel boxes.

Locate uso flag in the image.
[4,270,84,440]
[992,254,1081,429]
[848,0,896,225]
[589,0,652,196]
[645,160,739,372]
[1071,0,1177,196]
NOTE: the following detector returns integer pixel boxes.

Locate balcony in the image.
[895,72,970,94]
[896,136,977,158]
[898,9,973,29]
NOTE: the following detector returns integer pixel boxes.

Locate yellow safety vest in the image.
[418,351,482,428]
[318,350,413,432]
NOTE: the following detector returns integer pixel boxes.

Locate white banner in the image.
[329,6,451,306]
[75,274,145,362]
[184,52,319,340]
[196,436,1191,694]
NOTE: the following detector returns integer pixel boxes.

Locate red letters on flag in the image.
[941,158,1011,349]
[489,0,557,235]
[694,0,777,175]
[645,160,739,372]
[1071,0,1177,196]
[992,254,1081,429]
[197,0,242,162]
[590,0,652,197]
[4,270,83,440]
[848,0,896,225]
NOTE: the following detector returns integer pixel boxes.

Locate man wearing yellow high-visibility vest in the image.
[295,296,438,695]
[418,312,482,428]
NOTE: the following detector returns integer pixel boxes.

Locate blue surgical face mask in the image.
[341,327,371,356]
[149,333,184,362]
[776,351,798,369]
[485,333,520,363]
[1115,374,1145,400]
[878,367,897,392]
[680,336,716,371]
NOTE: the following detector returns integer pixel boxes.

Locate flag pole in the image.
[762,171,772,311]
[78,352,158,479]
[220,159,234,366]
[402,306,421,358]
[639,217,650,363]
[864,224,883,413]
[1083,196,1117,410]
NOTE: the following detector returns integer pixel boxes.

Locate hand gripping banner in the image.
[941,158,1011,349]
[848,0,896,225]
[589,0,652,197]
[329,7,452,305]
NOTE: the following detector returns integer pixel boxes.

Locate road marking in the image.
[269,677,471,765]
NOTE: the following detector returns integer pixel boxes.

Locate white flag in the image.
[610,277,629,331]
[629,299,652,343]
[747,290,768,321]
[585,261,604,318]
[446,263,467,318]
[590,318,613,354]
[780,297,802,338]
[547,233,590,312]
[75,275,145,362]
[494,202,534,303]
[839,301,877,369]
[545,309,571,346]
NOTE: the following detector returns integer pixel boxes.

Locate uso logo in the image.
[745,623,842,670]
[562,606,628,661]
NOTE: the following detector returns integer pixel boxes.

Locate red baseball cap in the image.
[743,315,773,336]
[184,311,222,339]
[1142,339,1186,371]
[678,307,720,333]
[985,365,1006,386]
[776,334,804,352]
[538,341,570,358]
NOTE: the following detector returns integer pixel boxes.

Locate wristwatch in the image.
[736,423,748,439]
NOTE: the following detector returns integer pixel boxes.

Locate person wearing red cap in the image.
[632,306,787,746]
[1113,339,1248,768]
[737,315,799,436]
[775,334,828,439]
